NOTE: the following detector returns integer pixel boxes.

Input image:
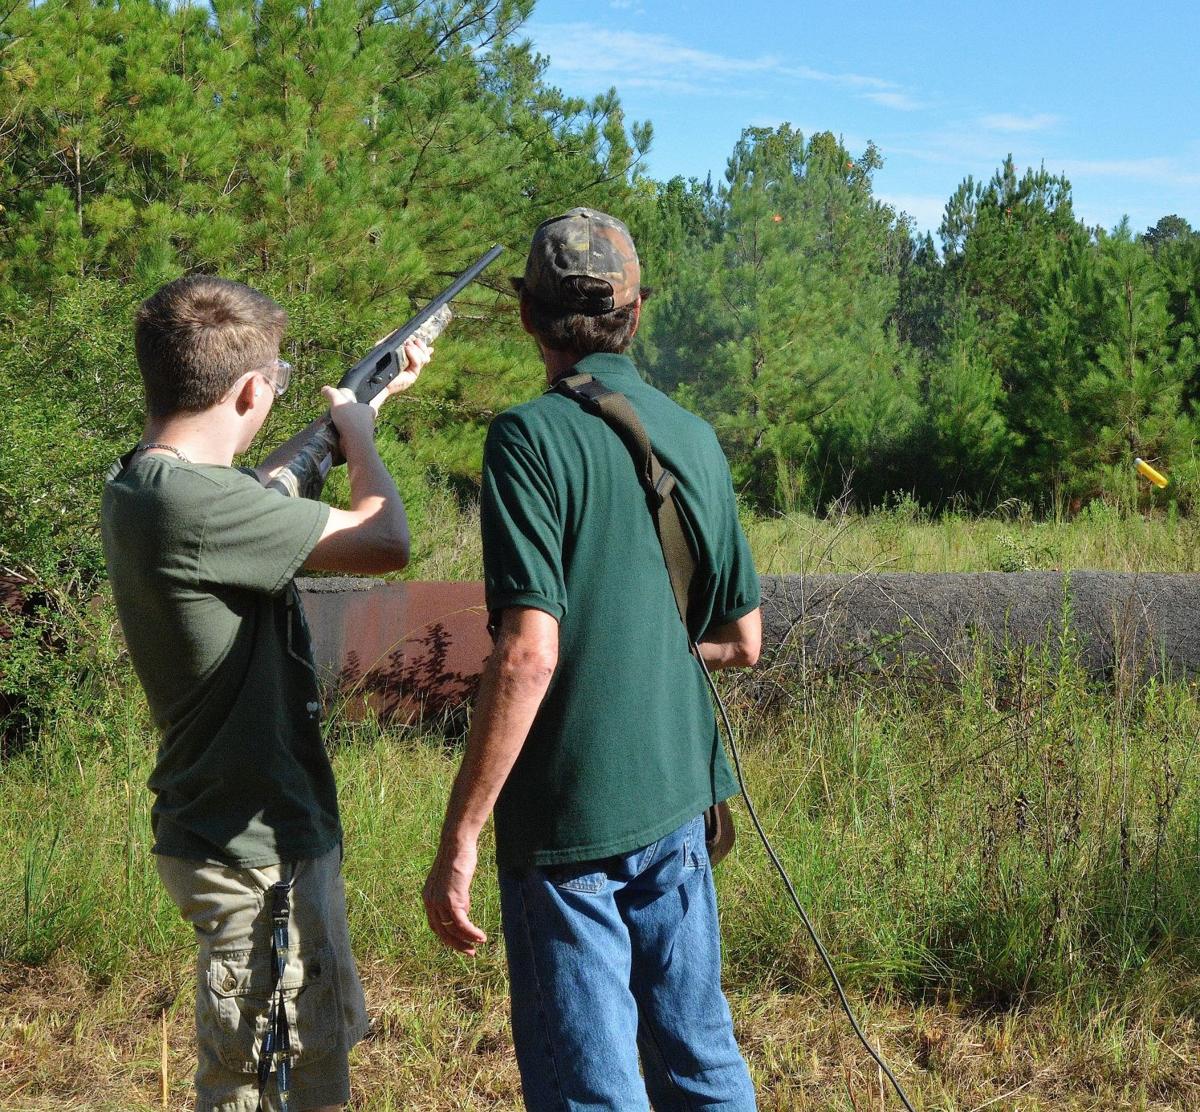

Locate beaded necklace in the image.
[135,442,191,463]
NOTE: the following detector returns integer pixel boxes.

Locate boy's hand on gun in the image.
[320,387,377,458]
[320,336,432,460]
[377,336,433,402]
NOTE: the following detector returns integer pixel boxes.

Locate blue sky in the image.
[524,0,1200,237]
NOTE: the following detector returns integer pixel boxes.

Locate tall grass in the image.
[5,506,1200,1106]
[4,634,1197,1020]
[717,654,1200,1013]
[747,495,1200,576]
[403,494,1200,579]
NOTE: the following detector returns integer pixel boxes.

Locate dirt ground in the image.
[3,958,1198,1111]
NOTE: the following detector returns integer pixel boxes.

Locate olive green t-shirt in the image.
[101,453,339,868]
[483,353,760,868]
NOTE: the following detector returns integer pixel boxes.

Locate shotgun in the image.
[267,244,504,498]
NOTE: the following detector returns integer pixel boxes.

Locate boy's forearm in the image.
[342,435,410,550]
[344,438,404,505]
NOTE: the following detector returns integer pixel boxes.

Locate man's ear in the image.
[518,295,535,336]
[629,297,642,339]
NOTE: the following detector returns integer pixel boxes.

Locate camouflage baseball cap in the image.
[517,207,641,315]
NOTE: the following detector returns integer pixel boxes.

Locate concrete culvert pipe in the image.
[296,573,1200,723]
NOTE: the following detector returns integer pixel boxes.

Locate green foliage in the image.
[632,137,1200,516]
[0,0,657,579]
[918,295,1013,503]
[0,281,144,577]
[641,125,919,509]
[1142,213,1193,254]
[4,0,1200,524]
[1011,222,1199,509]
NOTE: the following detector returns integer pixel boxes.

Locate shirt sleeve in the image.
[197,470,330,595]
[705,454,761,631]
[480,416,566,622]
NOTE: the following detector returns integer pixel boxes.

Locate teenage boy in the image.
[423,208,761,1109]
[101,275,430,1112]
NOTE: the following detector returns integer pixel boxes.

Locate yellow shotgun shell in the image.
[1134,458,1169,489]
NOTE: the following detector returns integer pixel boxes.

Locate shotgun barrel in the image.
[267,245,503,499]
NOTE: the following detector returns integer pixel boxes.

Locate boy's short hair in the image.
[135,276,287,417]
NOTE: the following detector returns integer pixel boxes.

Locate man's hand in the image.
[423,836,488,956]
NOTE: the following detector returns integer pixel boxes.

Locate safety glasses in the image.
[264,358,292,397]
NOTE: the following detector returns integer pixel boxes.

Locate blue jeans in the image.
[498,812,756,1111]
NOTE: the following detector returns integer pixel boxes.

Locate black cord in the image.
[695,645,918,1112]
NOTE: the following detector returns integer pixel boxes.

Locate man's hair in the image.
[134,276,287,417]
[518,278,651,356]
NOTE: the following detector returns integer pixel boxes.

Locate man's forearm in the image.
[439,622,557,846]
[423,608,557,954]
[697,607,762,670]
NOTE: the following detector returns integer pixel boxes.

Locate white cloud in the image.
[864,91,924,111]
[980,113,1061,133]
[888,129,1200,194]
[529,23,779,82]
[779,64,896,92]
[528,22,913,105]
[1053,156,1200,186]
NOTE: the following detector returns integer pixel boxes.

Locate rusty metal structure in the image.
[296,577,490,724]
[295,572,1200,726]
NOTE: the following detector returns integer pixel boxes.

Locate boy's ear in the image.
[233,371,261,415]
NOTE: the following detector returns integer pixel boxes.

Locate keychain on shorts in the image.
[257,875,295,1111]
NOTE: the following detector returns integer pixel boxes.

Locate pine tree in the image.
[0,0,655,536]
[1079,224,1195,500]
[892,232,946,361]
[918,296,1012,504]
[642,125,918,510]
[940,157,1084,393]
[1014,222,1196,506]
[1156,231,1200,404]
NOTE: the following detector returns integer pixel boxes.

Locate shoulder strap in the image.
[553,372,697,631]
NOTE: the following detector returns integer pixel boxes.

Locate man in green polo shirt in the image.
[423,209,761,1109]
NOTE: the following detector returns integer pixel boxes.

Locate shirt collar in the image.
[570,352,641,383]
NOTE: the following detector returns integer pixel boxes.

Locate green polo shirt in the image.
[482,353,760,868]
[101,453,339,868]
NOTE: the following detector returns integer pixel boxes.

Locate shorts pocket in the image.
[202,942,338,1074]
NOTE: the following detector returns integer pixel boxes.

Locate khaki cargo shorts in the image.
[157,844,370,1112]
